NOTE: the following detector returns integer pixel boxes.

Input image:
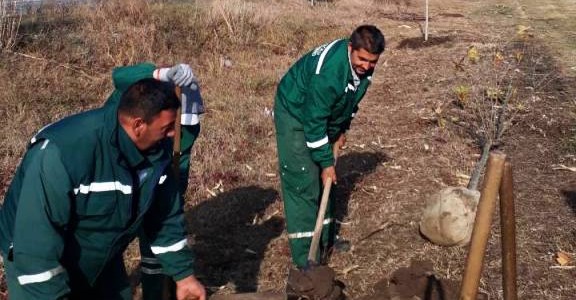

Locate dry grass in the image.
[0,0,21,50]
[0,0,575,299]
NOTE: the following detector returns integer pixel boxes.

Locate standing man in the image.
[274,25,385,269]
[0,79,206,300]
[106,63,204,300]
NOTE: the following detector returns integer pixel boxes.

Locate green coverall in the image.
[274,38,373,268]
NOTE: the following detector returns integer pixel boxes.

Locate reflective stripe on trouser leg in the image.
[274,104,335,268]
[139,236,176,300]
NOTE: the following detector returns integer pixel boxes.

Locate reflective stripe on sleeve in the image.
[18,265,65,285]
[150,239,188,255]
[306,136,329,149]
[73,181,132,195]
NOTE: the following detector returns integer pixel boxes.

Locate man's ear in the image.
[132,117,145,137]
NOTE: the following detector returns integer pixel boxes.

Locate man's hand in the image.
[332,133,346,162]
[167,64,194,87]
[175,275,206,300]
[154,64,195,87]
[321,166,337,186]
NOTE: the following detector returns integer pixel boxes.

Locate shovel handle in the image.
[307,177,332,263]
[172,86,182,178]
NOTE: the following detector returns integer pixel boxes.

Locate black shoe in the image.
[333,238,351,253]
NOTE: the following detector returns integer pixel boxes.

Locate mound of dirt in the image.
[359,260,484,300]
[286,265,344,300]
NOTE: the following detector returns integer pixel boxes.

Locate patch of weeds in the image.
[453,85,470,108]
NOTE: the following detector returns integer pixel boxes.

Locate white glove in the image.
[154,64,194,87]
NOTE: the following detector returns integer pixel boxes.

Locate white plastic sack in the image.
[420,187,480,246]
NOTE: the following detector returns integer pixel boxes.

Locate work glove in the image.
[180,85,205,126]
[154,64,195,87]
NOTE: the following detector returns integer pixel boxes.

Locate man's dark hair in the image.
[118,79,180,123]
[350,25,386,54]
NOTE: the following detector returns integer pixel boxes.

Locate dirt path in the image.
[514,0,576,75]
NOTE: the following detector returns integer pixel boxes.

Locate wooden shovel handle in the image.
[172,86,182,179]
[307,177,332,263]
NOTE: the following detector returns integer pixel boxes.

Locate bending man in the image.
[0,79,205,300]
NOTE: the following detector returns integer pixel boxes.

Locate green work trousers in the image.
[274,104,335,268]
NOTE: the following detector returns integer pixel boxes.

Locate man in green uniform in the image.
[274,25,385,269]
[0,78,205,299]
[106,63,204,300]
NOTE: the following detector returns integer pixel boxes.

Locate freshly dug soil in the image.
[358,260,481,300]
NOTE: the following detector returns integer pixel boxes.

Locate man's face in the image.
[134,109,177,151]
[349,45,380,76]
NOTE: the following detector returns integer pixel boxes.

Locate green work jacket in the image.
[0,86,194,299]
[275,38,373,168]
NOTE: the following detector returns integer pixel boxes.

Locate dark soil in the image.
[358,260,463,300]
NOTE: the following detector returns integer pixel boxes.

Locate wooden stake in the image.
[459,152,506,300]
[499,161,518,300]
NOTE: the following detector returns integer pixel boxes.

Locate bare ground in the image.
[199,1,576,299]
